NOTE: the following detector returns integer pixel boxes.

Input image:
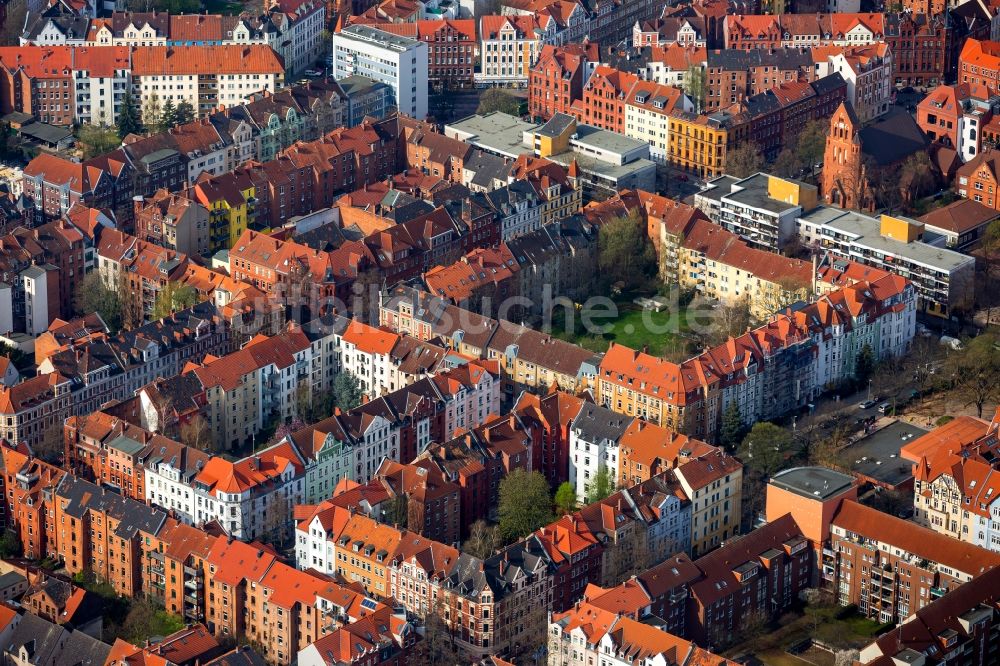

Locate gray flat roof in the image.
[770,466,856,500]
[446,112,537,158]
[339,24,422,49]
[571,124,647,155]
[447,112,653,182]
[697,175,741,204]
[800,206,974,273]
[723,173,799,214]
[848,420,928,488]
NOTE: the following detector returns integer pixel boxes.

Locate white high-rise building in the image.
[331,25,428,120]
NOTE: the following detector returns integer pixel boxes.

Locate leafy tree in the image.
[980,219,1000,326]
[946,333,1000,418]
[498,469,554,542]
[597,210,657,292]
[160,98,178,131]
[151,282,199,321]
[738,422,795,478]
[117,89,144,139]
[682,65,707,113]
[0,530,20,559]
[74,272,122,333]
[795,118,828,178]
[720,402,745,451]
[554,482,577,515]
[175,100,196,126]
[586,465,615,504]
[462,519,500,559]
[477,88,522,115]
[332,372,364,411]
[76,124,120,159]
[725,142,765,179]
[854,343,876,389]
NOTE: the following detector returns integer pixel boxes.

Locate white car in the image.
[304,69,322,77]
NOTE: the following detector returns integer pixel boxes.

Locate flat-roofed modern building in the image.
[331,25,428,121]
[445,111,656,198]
[797,206,976,317]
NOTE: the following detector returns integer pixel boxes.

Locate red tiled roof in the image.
[132,45,283,76]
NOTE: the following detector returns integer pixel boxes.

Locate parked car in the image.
[305,68,322,77]
[859,399,878,409]
[877,402,892,415]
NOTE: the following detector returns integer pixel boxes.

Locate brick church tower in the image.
[821,101,870,211]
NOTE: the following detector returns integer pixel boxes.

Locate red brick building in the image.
[513,390,584,488]
[368,19,476,89]
[828,500,1000,624]
[373,458,462,546]
[529,43,598,121]
[959,38,1000,95]
[687,514,810,648]
[0,443,65,559]
[571,65,639,134]
[884,13,949,89]
[956,151,1000,211]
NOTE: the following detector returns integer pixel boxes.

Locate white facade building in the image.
[568,403,632,503]
[332,25,428,120]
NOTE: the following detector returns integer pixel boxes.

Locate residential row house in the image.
[593,271,916,442]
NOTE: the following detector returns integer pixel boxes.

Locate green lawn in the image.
[202,0,244,14]
[547,300,695,357]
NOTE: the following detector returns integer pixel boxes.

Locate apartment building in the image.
[917,83,998,163]
[131,45,284,118]
[796,208,975,318]
[567,402,633,503]
[724,13,887,50]
[528,43,598,121]
[548,603,738,666]
[959,38,1000,95]
[366,19,476,89]
[477,15,543,87]
[22,152,133,222]
[858,566,1000,665]
[694,172,817,252]
[828,500,1000,623]
[0,443,65,559]
[42,301,231,417]
[134,189,210,258]
[53,475,168,598]
[594,272,915,440]
[906,413,1000,552]
[675,451,744,557]
[666,109,742,179]
[687,514,811,648]
[332,25,428,120]
[623,81,693,164]
[0,374,73,454]
[703,48,815,112]
[823,42,893,123]
[170,327,318,450]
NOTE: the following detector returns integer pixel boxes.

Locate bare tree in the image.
[179,415,213,452]
[33,422,65,463]
[262,494,292,546]
[462,520,500,559]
